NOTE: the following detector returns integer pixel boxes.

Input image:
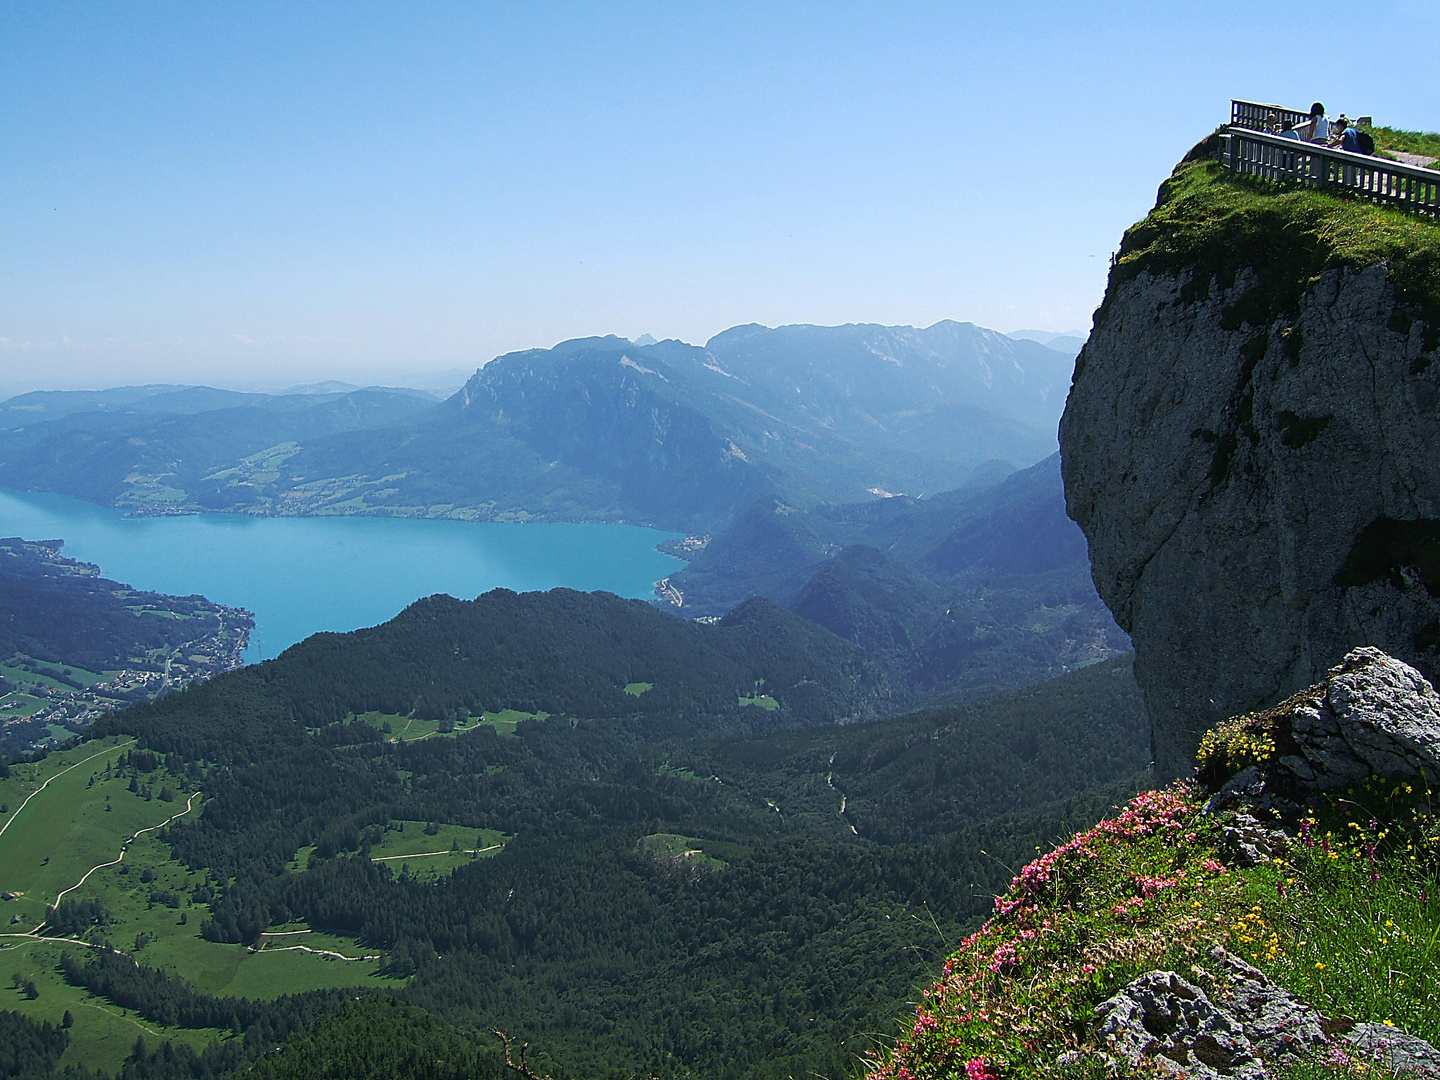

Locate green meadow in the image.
[0,691,49,718]
[0,738,396,1074]
[354,707,546,741]
[2,935,225,1075]
[366,821,507,883]
[290,820,506,881]
[1,659,110,692]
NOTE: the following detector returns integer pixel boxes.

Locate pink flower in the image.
[966,1057,994,1080]
[986,942,1019,973]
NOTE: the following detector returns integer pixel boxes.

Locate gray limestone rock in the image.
[1096,970,1264,1079]
[1201,948,1328,1062]
[1342,1023,1440,1077]
[1271,647,1440,790]
[1061,262,1440,778]
[1096,947,1440,1077]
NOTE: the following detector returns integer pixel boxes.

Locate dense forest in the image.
[93,587,889,749]
[61,590,1149,1079]
[0,1011,74,1079]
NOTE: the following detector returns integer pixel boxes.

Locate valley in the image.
[0,583,1151,1078]
[0,319,1140,1078]
[660,453,1127,704]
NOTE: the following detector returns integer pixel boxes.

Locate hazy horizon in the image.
[5,1,1436,397]
[0,318,1091,398]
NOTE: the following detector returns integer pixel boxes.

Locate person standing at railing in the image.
[1278,119,1301,141]
[1298,102,1330,143]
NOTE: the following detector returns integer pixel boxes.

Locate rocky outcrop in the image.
[1200,647,1440,798]
[1189,647,1440,875]
[1274,646,1440,789]
[1062,228,1440,777]
[1096,947,1440,1078]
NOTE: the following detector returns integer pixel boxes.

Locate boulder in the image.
[1283,647,1440,789]
[1199,647,1440,799]
[1096,947,1440,1078]
[1096,969,1269,1079]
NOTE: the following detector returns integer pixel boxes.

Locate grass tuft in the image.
[1103,160,1440,352]
[1372,125,1440,166]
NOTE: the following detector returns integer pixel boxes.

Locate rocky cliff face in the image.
[1060,160,1440,778]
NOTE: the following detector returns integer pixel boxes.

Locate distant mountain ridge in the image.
[0,321,1072,532]
[661,454,1128,704]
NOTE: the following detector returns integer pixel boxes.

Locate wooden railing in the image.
[1230,99,1311,132]
[1221,126,1440,220]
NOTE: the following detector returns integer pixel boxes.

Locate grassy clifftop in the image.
[1099,156,1440,351]
[865,772,1439,1079]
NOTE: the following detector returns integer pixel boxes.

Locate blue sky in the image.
[3,1,1437,394]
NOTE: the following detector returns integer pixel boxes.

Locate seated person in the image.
[1335,119,1372,155]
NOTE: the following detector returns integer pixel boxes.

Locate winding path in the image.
[39,790,201,932]
[255,943,381,962]
[0,740,135,842]
[372,844,501,862]
[0,930,107,949]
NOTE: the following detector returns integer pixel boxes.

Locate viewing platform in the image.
[1222,99,1439,219]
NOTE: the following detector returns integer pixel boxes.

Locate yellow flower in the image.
[1315,962,1326,969]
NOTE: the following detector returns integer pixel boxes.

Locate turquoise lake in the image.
[0,488,685,663]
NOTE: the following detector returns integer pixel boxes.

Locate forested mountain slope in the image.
[664,454,1128,702]
[105,587,888,747]
[0,582,1149,1080]
[64,649,1144,1080]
